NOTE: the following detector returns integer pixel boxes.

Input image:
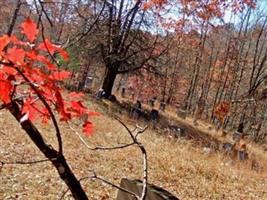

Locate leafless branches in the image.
[67,118,148,200]
[6,0,25,36]
[59,171,140,200]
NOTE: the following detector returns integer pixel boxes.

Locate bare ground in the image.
[0,98,267,200]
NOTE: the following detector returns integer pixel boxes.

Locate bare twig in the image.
[37,0,53,27]
[90,172,139,200]
[115,118,148,200]
[68,123,136,151]
[134,125,148,140]
[59,171,139,200]
[59,188,69,200]
[68,0,107,48]
[39,19,61,67]
[66,120,148,200]
[1,158,49,166]
[7,0,24,36]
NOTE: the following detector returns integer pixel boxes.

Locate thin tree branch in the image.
[7,0,23,36]
[90,172,139,200]
[1,158,49,166]
[67,0,106,48]
[37,0,54,27]
[68,123,136,151]
[115,118,148,200]
[59,171,139,200]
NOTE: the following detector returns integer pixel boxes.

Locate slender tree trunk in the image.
[203,48,219,119]
[161,67,168,102]
[210,33,232,122]
[167,57,181,105]
[8,101,88,200]
[185,22,208,113]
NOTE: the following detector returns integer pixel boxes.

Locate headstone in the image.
[159,102,166,112]
[121,87,126,98]
[116,178,180,200]
[150,109,159,129]
[96,89,105,100]
[222,142,233,155]
[131,100,142,119]
[238,151,248,161]
[148,97,157,108]
[167,125,186,138]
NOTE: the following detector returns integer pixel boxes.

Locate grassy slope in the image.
[0,98,266,200]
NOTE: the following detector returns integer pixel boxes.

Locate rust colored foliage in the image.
[0,18,96,136]
[143,0,256,20]
[214,101,230,123]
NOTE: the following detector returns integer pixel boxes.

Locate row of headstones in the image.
[130,101,189,135]
[130,100,159,125]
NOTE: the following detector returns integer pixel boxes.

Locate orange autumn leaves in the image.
[21,18,39,43]
[214,101,230,123]
[143,0,256,20]
[0,18,97,136]
[143,0,167,10]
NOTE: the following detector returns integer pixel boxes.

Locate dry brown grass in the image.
[0,99,267,200]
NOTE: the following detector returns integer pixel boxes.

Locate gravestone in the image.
[222,142,233,155]
[148,97,157,108]
[121,87,126,98]
[96,89,105,100]
[116,178,180,200]
[150,109,159,129]
[131,100,142,119]
[159,102,166,112]
[233,131,242,142]
[167,125,186,138]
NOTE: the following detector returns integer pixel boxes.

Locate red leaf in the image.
[38,39,57,54]
[21,98,39,122]
[7,47,25,64]
[69,101,86,117]
[0,79,12,104]
[55,90,71,121]
[83,121,94,136]
[40,107,50,124]
[2,66,17,76]
[21,18,38,43]
[68,92,85,99]
[50,70,71,81]
[58,48,69,61]
[0,35,10,52]
[27,51,57,70]
[10,35,25,46]
[38,39,69,61]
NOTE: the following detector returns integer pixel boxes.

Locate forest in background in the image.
[1,1,267,199]
[1,1,267,143]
